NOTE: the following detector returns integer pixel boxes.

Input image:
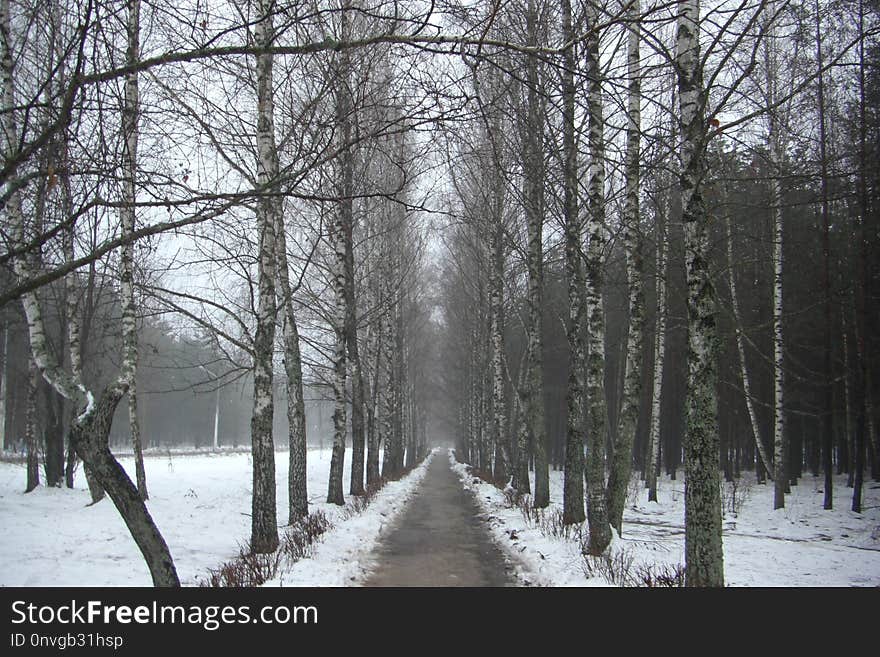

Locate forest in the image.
[0,0,878,588]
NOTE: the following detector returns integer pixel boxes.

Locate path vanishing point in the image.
[363,453,515,587]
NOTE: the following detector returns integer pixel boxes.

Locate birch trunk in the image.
[725,210,773,478]
[843,316,854,487]
[366,298,382,485]
[0,323,6,451]
[852,0,869,511]
[250,0,279,549]
[583,4,611,554]
[342,90,365,494]
[25,360,39,492]
[392,288,406,474]
[607,0,643,535]
[560,0,584,525]
[511,337,531,493]
[380,265,396,478]
[120,0,147,501]
[677,0,724,586]
[646,214,667,502]
[129,374,147,499]
[523,0,548,505]
[274,218,308,522]
[328,4,353,503]
[489,137,507,483]
[762,5,787,510]
[771,147,786,511]
[813,0,833,509]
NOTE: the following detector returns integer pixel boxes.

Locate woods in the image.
[1,0,878,588]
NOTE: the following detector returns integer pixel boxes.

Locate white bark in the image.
[524,0,546,504]
[583,1,611,554]
[561,0,584,525]
[250,0,280,550]
[677,0,724,587]
[607,0,644,535]
[646,215,667,502]
[274,217,308,522]
[120,0,147,501]
[725,211,773,478]
[327,3,352,504]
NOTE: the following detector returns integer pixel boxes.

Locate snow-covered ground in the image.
[450,450,880,586]
[0,447,429,587]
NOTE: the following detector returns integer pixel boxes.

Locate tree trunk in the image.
[380,265,396,478]
[489,154,507,484]
[119,0,147,502]
[366,309,382,486]
[327,3,353,504]
[343,148,366,496]
[129,374,148,499]
[560,0,585,526]
[74,387,179,586]
[852,0,870,515]
[725,210,773,478]
[522,0,548,507]
[249,0,280,550]
[583,3,612,554]
[677,0,724,586]
[43,385,65,487]
[274,215,308,522]
[0,322,7,451]
[647,213,668,503]
[25,360,39,493]
[607,0,644,535]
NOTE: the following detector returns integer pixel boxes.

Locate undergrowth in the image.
[200,510,332,587]
[201,452,431,587]
[582,546,685,587]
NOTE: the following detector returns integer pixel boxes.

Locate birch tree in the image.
[275,194,309,522]
[522,0,548,504]
[606,0,644,536]
[120,0,147,501]
[250,0,280,551]
[561,0,585,525]
[646,200,667,503]
[583,1,612,555]
[676,0,724,586]
[327,2,352,505]
[2,0,179,586]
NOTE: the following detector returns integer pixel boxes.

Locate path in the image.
[363,453,515,586]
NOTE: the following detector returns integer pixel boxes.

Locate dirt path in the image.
[363,453,515,587]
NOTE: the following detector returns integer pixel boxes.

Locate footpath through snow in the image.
[363,454,516,586]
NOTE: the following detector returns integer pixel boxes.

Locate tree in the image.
[676,0,724,586]
[249,0,280,552]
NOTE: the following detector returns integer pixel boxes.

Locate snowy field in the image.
[0,447,430,587]
[451,450,880,586]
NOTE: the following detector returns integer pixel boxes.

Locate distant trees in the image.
[436,0,879,587]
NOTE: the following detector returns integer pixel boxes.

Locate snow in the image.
[266,451,432,587]
[5,443,875,587]
[0,447,430,587]
[449,449,880,586]
[76,389,94,423]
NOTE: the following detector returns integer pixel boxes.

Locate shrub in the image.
[634,562,686,587]
[721,475,753,517]
[581,546,636,586]
[200,511,332,587]
[200,545,282,587]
